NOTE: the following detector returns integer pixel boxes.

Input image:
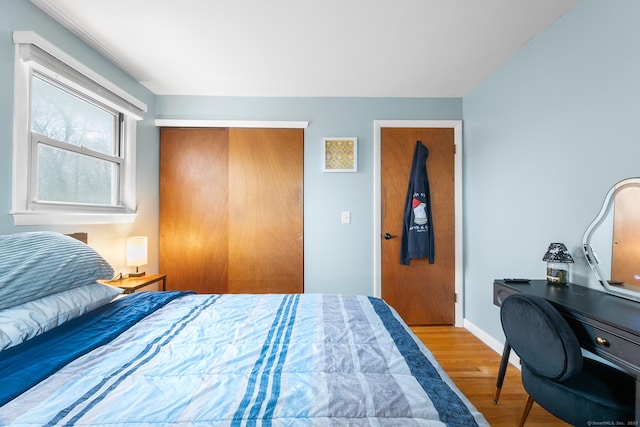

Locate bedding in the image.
[0,291,489,426]
[0,282,123,350]
[0,231,119,350]
[0,231,114,310]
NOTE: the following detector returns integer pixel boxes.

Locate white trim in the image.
[12,45,30,218]
[464,319,521,369]
[155,119,309,129]
[373,120,464,326]
[11,211,137,226]
[13,31,147,115]
[122,120,137,212]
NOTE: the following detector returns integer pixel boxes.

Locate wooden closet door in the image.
[160,128,229,293]
[160,127,303,294]
[228,128,303,293]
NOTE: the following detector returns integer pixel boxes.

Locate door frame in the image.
[373,120,463,326]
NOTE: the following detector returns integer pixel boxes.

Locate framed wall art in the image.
[322,137,357,172]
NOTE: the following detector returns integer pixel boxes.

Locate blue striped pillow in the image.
[0,232,114,310]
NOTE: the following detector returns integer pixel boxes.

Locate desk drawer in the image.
[493,284,518,306]
[564,316,640,376]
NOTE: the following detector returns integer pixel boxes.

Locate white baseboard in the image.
[463,318,521,369]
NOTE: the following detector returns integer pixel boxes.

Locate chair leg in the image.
[493,342,511,404]
[493,386,502,404]
[518,395,534,427]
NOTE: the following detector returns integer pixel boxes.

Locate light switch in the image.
[341,211,351,224]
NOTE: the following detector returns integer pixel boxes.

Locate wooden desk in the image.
[493,279,640,419]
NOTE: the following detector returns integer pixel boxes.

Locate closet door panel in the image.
[228,128,303,293]
[160,128,229,293]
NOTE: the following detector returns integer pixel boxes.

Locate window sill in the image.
[11,211,138,226]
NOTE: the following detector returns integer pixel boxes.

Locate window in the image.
[11,32,147,225]
[32,74,123,207]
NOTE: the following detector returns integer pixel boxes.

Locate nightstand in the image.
[99,274,167,294]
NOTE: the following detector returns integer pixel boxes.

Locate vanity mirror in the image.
[583,177,640,302]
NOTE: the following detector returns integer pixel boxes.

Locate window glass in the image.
[31,75,117,156]
[36,143,119,205]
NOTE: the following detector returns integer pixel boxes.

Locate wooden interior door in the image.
[160,127,303,294]
[381,127,455,325]
[612,184,640,285]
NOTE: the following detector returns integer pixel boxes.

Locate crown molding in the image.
[31,0,150,83]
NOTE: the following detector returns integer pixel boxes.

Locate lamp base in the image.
[546,262,568,285]
[128,271,145,278]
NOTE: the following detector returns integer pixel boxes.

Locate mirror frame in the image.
[583,177,640,303]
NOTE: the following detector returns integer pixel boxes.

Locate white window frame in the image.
[11,31,147,225]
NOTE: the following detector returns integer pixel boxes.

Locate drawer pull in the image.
[595,336,609,347]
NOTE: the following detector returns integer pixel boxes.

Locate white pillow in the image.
[0,282,123,351]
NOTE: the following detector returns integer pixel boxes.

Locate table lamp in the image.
[127,236,147,277]
[542,242,574,285]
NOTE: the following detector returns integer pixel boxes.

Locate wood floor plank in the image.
[410,326,570,426]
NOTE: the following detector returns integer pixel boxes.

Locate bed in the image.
[0,231,488,426]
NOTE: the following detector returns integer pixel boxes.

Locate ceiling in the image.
[32,0,578,98]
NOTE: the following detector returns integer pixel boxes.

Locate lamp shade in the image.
[542,243,574,263]
[126,236,148,267]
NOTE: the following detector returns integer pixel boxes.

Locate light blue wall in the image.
[5,0,636,349]
[463,0,640,341]
[1,1,463,299]
[156,97,462,295]
[0,1,159,273]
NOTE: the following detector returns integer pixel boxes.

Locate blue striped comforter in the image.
[0,293,488,426]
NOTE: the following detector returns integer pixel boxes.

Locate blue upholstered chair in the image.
[500,294,635,426]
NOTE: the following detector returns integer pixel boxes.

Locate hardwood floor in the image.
[410,326,570,426]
